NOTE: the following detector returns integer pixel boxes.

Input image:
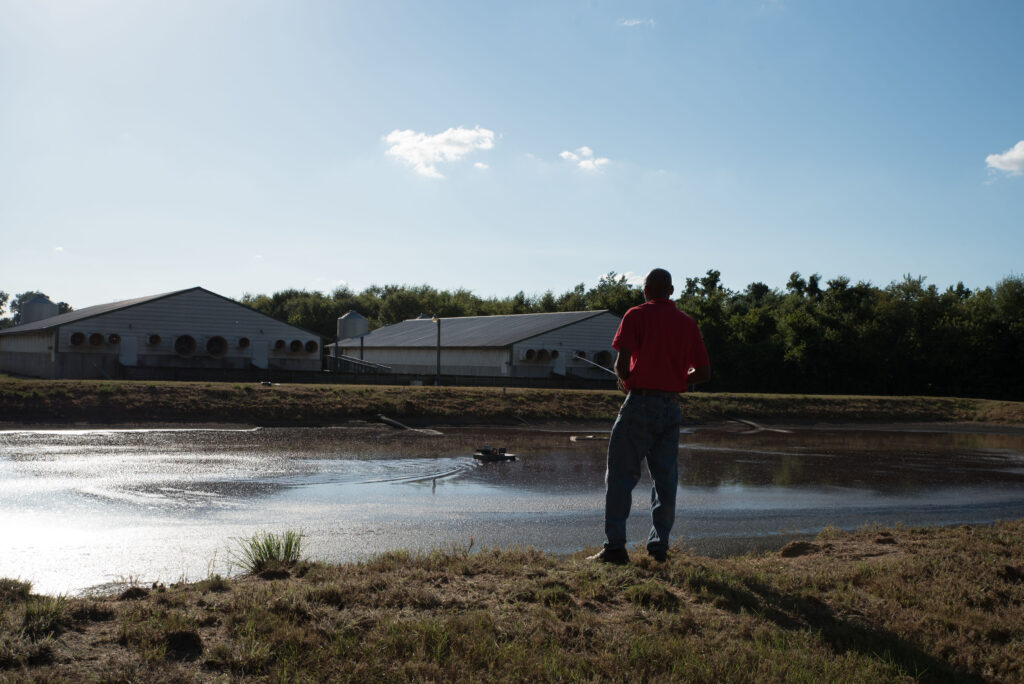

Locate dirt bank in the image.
[1,376,1023,427]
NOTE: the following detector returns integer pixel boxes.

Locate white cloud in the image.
[559,145,611,171]
[474,162,489,170]
[986,140,1024,175]
[54,246,64,252]
[579,157,610,171]
[618,18,654,27]
[619,271,645,286]
[384,126,495,178]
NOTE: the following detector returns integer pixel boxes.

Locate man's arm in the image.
[614,348,631,392]
[687,364,711,385]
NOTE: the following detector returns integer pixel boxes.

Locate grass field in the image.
[2,375,1023,426]
[2,522,1023,682]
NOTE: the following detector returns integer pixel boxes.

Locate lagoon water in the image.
[2,423,1024,595]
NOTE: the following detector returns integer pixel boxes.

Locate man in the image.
[589,268,711,565]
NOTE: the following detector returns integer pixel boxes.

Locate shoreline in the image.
[3,376,1023,428]
[5,420,1024,437]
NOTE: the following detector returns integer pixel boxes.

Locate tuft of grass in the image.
[21,595,68,640]
[0,632,55,669]
[0,578,31,606]
[625,580,682,611]
[117,602,201,664]
[230,530,304,574]
[195,574,231,593]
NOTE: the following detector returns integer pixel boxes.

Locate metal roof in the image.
[0,287,322,339]
[337,310,615,349]
[0,289,198,335]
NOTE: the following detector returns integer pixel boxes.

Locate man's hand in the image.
[687,364,711,385]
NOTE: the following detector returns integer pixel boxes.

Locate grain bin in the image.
[337,310,369,340]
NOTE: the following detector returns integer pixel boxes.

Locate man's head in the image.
[643,268,674,301]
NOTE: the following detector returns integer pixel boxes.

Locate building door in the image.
[119,335,138,367]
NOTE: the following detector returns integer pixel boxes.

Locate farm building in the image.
[0,287,321,380]
[329,310,621,381]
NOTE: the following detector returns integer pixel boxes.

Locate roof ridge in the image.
[412,309,607,321]
[335,309,617,347]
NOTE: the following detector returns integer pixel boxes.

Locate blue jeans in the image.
[603,393,682,552]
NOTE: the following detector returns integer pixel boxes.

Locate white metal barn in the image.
[331,310,621,380]
[0,287,321,380]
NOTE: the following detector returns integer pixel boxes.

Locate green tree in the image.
[587,272,643,316]
[0,290,9,329]
[234,271,1024,400]
[537,290,558,312]
[556,284,587,312]
[678,270,731,389]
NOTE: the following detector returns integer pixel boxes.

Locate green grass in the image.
[20,595,67,640]
[0,581,64,670]
[230,530,305,574]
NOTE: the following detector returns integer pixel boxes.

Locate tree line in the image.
[238,274,644,337]
[239,271,1024,400]
[4,274,1021,400]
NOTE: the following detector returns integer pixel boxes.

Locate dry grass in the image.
[2,521,1023,682]
[1,375,1022,427]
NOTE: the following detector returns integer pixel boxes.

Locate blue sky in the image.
[1,0,1022,309]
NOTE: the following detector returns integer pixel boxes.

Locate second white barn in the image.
[331,310,621,380]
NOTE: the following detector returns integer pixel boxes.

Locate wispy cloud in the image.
[560,146,610,171]
[986,140,1024,175]
[54,246,64,252]
[384,126,495,178]
[474,162,489,170]
[617,18,654,28]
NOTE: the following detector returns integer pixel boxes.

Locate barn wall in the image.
[54,289,321,374]
[0,331,53,354]
[511,312,620,378]
[0,331,56,378]
[334,313,621,379]
[334,347,508,375]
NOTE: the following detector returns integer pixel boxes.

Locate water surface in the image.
[2,424,1023,595]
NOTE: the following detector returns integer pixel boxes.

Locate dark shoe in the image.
[587,548,629,565]
[648,548,668,563]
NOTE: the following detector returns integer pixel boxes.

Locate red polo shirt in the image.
[612,298,709,393]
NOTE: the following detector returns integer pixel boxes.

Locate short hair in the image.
[644,268,673,298]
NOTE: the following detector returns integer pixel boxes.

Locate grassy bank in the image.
[2,522,1023,682]
[1,376,1023,426]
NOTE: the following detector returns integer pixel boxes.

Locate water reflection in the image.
[681,428,1024,490]
[1,424,1023,595]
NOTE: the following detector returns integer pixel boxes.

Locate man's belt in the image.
[629,388,680,398]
